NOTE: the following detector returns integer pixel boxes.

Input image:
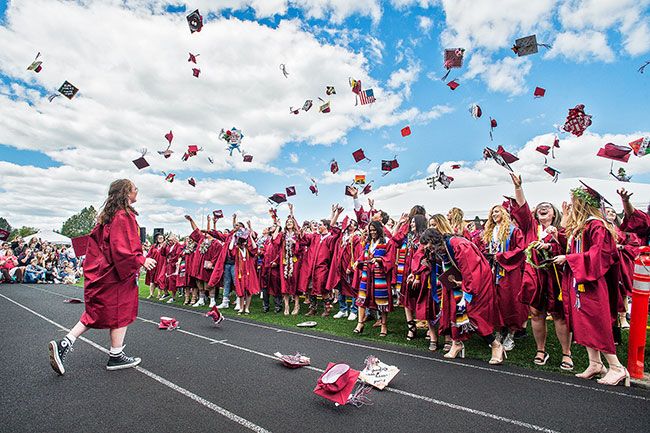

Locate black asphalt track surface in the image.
[1,283,648,433]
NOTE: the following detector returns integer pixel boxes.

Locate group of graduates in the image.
[143,174,649,388]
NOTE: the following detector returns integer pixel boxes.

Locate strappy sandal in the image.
[429,340,437,352]
[406,320,417,341]
[560,354,574,371]
[379,322,388,337]
[353,321,366,334]
[533,350,549,366]
[443,342,452,353]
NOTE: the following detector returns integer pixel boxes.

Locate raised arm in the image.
[617,188,635,217]
[185,215,199,231]
[510,173,526,206]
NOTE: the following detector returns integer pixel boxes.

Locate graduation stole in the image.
[444,237,475,334]
[199,238,212,254]
[490,224,514,282]
[283,232,296,279]
[236,246,249,280]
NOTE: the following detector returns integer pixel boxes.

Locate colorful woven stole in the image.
[358,242,389,311]
[395,236,409,290]
[444,237,475,334]
[567,232,585,308]
[489,225,514,283]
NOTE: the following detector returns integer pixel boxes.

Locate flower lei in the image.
[183,242,196,255]
[199,238,211,255]
[284,232,295,279]
[571,187,600,208]
[524,241,552,269]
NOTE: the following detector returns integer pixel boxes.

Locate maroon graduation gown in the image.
[491,226,528,330]
[189,229,223,283]
[621,209,650,245]
[306,227,341,297]
[80,210,145,329]
[233,238,261,297]
[261,236,281,296]
[561,219,617,354]
[327,231,363,298]
[408,245,436,321]
[275,231,302,296]
[145,243,163,286]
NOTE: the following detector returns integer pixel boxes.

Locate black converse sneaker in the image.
[48,338,73,375]
[106,352,141,371]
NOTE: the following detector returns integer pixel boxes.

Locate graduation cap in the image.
[319,100,331,113]
[352,148,370,163]
[302,99,313,111]
[597,143,632,163]
[543,160,560,183]
[48,81,79,102]
[243,154,253,162]
[536,145,551,155]
[213,210,224,219]
[349,78,362,95]
[132,148,150,170]
[188,53,199,64]
[286,186,297,196]
[27,52,42,73]
[441,48,465,80]
[158,147,173,158]
[359,356,400,390]
[451,164,461,169]
[534,87,546,98]
[279,64,289,78]
[361,182,373,195]
[188,178,196,187]
[186,9,203,33]
[511,34,551,57]
[205,306,224,326]
[469,104,482,118]
[489,118,497,141]
[159,316,179,330]
[576,180,612,208]
[268,193,287,205]
[165,130,173,145]
[401,126,411,137]
[562,104,592,137]
[345,185,356,197]
[164,172,175,183]
[192,68,201,78]
[639,61,650,74]
[309,178,318,195]
[483,147,515,172]
[313,363,362,406]
[330,159,339,174]
[447,79,459,90]
[326,86,336,95]
[610,165,632,182]
[290,106,300,115]
[496,145,518,163]
[208,156,214,164]
[274,352,310,368]
[628,137,649,157]
[354,174,366,185]
[381,158,399,175]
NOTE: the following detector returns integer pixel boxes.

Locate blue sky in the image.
[0,0,648,232]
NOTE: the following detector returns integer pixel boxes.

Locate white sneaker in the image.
[159,294,168,301]
[192,298,205,307]
[333,311,348,319]
[348,312,358,321]
[234,298,241,311]
[503,333,515,351]
[166,297,175,304]
[209,299,216,308]
[217,301,229,309]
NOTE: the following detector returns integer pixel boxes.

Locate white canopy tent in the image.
[23,230,72,246]
[373,177,650,220]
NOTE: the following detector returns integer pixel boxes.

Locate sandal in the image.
[406,320,417,341]
[429,340,437,352]
[379,321,388,337]
[533,350,549,366]
[443,342,452,353]
[560,354,574,371]
[353,322,366,334]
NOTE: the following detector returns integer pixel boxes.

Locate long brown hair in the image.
[97,179,138,225]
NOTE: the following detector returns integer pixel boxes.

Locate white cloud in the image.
[622,21,650,56]
[546,31,615,62]
[387,61,422,98]
[417,16,433,33]
[319,168,367,184]
[390,0,437,8]
[464,53,532,95]
[289,152,299,163]
[384,142,407,152]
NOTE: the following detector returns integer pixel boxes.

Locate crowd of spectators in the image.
[0,236,83,285]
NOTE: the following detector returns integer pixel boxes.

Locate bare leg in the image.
[576,347,605,378]
[109,326,128,349]
[68,321,89,339]
[530,307,547,353]
[551,313,572,367]
[599,352,629,385]
[283,294,290,315]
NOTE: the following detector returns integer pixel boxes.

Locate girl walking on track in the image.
[48,179,157,375]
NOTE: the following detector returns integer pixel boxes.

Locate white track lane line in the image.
[24,284,649,402]
[0,293,272,433]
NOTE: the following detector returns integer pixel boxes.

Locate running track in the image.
[1,283,648,433]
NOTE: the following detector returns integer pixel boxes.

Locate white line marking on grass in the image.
[22,284,649,402]
[0,293,272,433]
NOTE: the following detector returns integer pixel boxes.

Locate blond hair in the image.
[429,214,454,235]
[565,195,617,243]
[448,207,466,235]
[482,205,512,245]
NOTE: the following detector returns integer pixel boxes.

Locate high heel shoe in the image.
[489,342,507,365]
[597,366,630,386]
[444,342,465,359]
[406,320,417,341]
[576,362,607,380]
[353,322,365,334]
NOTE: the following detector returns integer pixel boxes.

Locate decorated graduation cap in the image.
[208,156,214,164]
[349,78,362,94]
[344,185,356,197]
[205,305,224,325]
[534,87,546,98]
[163,172,175,183]
[48,81,79,102]
[186,9,203,33]
[597,143,632,163]
[274,352,310,368]
[562,104,592,137]
[447,79,459,90]
[401,126,411,137]
[572,180,612,211]
[159,316,179,330]
[188,177,196,187]
[286,186,297,196]
[536,145,551,156]
[309,178,318,195]
[483,146,517,172]
[359,355,400,390]
[268,193,287,205]
[354,174,366,185]
[330,159,339,174]
[352,148,370,163]
[302,99,313,111]
[610,165,632,182]
[192,68,201,78]
[381,157,399,175]
[213,209,224,219]
[469,104,482,118]
[628,137,649,157]
[326,86,336,95]
[319,100,331,113]
[132,148,150,169]
[313,363,364,406]
[489,118,497,141]
[188,52,199,63]
[27,52,42,73]
[243,154,253,162]
[511,34,552,57]
[441,48,465,80]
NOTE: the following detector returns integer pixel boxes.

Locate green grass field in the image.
[77,276,650,374]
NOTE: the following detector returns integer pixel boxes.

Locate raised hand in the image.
[510,172,522,188]
[617,188,633,202]
[184,215,192,221]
